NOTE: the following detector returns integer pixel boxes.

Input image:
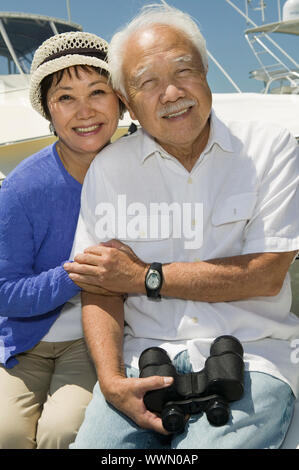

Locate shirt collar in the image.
[140,108,234,165]
[203,109,234,155]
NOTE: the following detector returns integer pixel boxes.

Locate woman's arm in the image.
[0,180,79,317]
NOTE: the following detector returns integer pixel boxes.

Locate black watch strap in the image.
[145,262,163,299]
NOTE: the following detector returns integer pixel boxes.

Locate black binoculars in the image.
[139,335,244,434]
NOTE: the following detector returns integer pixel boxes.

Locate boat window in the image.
[0,15,81,75]
[1,17,54,74]
[0,34,15,74]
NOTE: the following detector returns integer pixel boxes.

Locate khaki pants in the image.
[0,338,97,449]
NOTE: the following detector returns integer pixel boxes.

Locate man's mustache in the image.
[158,99,196,118]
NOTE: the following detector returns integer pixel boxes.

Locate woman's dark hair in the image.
[40,65,126,121]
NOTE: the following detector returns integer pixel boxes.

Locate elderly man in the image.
[67,4,299,449]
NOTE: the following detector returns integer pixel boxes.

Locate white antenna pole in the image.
[260,0,265,23]
[66,0,71,22]
[277,0,282,22]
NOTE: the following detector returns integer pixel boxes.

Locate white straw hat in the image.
[30,31,110,118]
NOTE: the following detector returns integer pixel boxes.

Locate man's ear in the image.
[116,92,137,121]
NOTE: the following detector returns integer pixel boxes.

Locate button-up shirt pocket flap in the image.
[212,193,257,226]
[117,216,174,263]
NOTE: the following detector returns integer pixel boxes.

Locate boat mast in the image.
[207,51,242,92]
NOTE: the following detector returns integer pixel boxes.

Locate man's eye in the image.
[141,79,154,88]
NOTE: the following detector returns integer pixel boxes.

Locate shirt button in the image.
[191,317,198,323]
[187,177,193,184]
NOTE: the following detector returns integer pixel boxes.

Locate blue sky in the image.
[1,0,298,92]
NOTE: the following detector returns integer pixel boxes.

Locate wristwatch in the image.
[145,262,163,299]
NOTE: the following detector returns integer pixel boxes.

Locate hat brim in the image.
[29,54,111,119]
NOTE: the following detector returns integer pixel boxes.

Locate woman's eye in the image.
[58,94,72,101]
[92,89,105,96]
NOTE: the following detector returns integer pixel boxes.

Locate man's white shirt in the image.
[71,110,299,396]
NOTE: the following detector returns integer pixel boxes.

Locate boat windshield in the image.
[0,13,82,75]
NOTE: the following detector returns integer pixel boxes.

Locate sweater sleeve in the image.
[0,180,80,318]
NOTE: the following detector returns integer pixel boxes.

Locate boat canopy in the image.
[0,12,82,75]
[245,19,299,36]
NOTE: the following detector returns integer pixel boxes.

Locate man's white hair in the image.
[108,2,209,98]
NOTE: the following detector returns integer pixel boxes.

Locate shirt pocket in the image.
[117,215,174,264]
[211,192,257,248]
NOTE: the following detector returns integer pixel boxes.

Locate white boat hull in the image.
[1,90,298,180]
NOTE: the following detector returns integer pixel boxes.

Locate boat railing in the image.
[249,68,299,93]
[0,86,29,94]
[226,0,299,94]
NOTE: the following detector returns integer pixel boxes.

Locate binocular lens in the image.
[206,399,229,427]
[161,405,185,434]
[210,335,243,358]
[139,347,171,370]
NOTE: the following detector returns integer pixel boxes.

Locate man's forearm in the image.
[81,290,174,434]
[161,252,296,302]
[67,245,296,303]
[81,292,125,392]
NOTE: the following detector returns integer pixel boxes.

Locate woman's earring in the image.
[49,122,57,136]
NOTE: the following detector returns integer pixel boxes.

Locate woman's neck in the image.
[56,141,96,184]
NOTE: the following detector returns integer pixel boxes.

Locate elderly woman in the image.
[0,31,123,449]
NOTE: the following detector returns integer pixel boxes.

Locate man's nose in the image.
[160,83,185,104]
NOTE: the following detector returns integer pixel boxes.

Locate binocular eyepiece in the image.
[139,335,244,434]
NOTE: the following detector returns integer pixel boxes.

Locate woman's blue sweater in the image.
[0,143,81,368]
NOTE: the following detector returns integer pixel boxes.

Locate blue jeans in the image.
[70,351,295,449]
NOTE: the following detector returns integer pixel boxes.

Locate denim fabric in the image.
[70,350,295,449]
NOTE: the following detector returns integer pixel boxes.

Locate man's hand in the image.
[102,374,174,435]
[64,240,148,294]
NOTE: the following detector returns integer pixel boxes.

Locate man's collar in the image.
[140,129,158,164]
[203,109,234,155]
[140,108,234,165]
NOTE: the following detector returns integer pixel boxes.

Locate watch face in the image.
[147,271,161,289]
